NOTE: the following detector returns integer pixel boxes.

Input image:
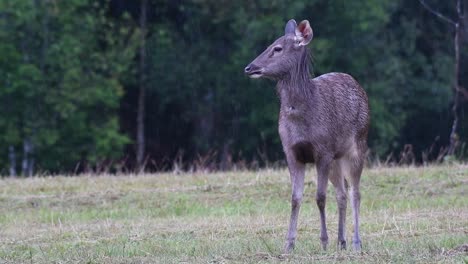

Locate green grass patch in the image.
[0,165,467,263]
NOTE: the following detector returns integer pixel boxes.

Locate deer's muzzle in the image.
[244,64,263,78]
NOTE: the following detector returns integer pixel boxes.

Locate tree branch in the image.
[419,0,457,26]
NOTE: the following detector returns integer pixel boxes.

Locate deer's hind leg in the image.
[329,158,349,250]
[348,142,365,251]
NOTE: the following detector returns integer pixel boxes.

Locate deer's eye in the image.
[273,46,283,52]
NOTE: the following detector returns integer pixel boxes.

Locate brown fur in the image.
[245,19,370,253]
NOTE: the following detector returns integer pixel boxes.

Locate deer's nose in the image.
[244,65,252,73]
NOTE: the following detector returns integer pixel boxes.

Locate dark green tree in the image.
[0,0,139,174]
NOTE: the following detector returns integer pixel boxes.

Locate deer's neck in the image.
[277,50,315,110]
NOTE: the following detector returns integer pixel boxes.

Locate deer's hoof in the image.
[321,243,328,251]
[320,236,329,251]
[352,240,362,251]
[284,240,295,254]
[338,240,347,250]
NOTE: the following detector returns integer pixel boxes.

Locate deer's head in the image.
[244,19,313,81]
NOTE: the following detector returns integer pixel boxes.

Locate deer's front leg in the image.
[284,159,305,254]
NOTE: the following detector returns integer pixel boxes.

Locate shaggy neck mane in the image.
[278,48,314,98]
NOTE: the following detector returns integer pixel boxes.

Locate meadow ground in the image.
[0,165,467,263]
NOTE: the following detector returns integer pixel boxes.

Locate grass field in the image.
[0,165,467,263]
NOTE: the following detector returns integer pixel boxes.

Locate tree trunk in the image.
[136,0,148,172]
[9,145,16,177]
[420,0,465,156]
[28,140,35,177]
[22,138,33,177]
[447,0,462,156]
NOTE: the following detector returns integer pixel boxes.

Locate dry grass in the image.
[0,165,467,263]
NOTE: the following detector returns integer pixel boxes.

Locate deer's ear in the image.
[285,19,297,35]
[295,20,313,46]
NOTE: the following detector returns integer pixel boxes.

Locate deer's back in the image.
[311,72,369,141]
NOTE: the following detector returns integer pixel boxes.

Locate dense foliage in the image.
[0,0,467,174]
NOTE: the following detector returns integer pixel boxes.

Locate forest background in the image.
[1,0,467,175]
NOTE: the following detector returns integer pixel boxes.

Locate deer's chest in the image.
[279,105,327,163]
[278,106,311,142]
[278,118,316,163]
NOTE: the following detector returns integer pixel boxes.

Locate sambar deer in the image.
[244,19,370,253]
